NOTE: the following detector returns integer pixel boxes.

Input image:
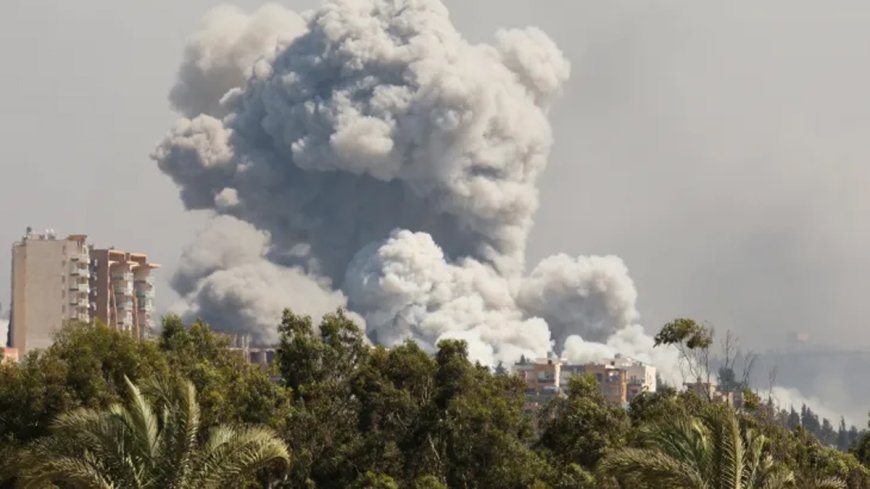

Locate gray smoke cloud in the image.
[170,215,351,344]
[169,4,306,119]
[154,0,677,373]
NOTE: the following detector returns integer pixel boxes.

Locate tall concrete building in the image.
[9,229,91,354]
[9,229,159,356]
[89,248,159,337]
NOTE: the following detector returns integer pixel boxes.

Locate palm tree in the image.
[600,408,844,489]
[13,377,290,489]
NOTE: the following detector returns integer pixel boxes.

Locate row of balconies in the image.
[70,251,89,263]
[135,288,155,300]
[111,272,134,282]
[134,276,154,288]
[69,283,89,293]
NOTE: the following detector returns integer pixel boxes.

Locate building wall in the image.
[9,233,89,355]
[90,248,158,337]
[584,364,628,406]
[89,249,112,328]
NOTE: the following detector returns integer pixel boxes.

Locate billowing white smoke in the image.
[770,386,853,426]
[155,0,676,377]
[346,230,551,367]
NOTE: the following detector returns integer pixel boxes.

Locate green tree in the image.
[14,377,289,488]
[349,342,437,482]
[413,339,546,488]
[158,315,292,430]
[0,321,168,445]
[600,407,803,489]
[538,375,629,471]
[276,309,369,488]
[654,318,714,389]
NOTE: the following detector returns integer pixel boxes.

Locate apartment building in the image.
[225,334,278,367]
[9,229,159,355]
[515,355,563,412]
[89,248,159,337]
[9,229,91,355]
[516,354,657,409]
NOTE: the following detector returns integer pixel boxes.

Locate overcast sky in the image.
[2,0,869,353]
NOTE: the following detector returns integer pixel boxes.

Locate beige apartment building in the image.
[89,248,159,337]
[9,229,158,356]
[9,230,91,355]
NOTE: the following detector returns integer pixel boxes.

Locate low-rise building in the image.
[516,354,657,409]
[515,355,563,412]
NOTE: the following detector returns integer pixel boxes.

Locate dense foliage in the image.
[0,313,868,488]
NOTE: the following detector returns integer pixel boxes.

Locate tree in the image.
[538,375,629,471]
[788,408,802,431]
[600,407,804,489]
[654,318,714,388]
[13,376,289,488]
[158,315,292,430]
[0,321,168,445]
[276,309,369,488]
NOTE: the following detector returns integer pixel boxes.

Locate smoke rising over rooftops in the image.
[154,0,678,376]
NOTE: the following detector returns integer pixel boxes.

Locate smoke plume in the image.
[155,0,676,376]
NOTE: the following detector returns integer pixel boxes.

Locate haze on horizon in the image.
[1,2,869,379]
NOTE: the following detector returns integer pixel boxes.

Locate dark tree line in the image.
[0,311,868,488]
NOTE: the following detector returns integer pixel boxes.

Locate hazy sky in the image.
[2,0,869,352]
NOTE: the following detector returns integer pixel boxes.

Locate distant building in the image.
[684,377,745,408]
[225,333,278,367]
[9,230,91,355]
[515,355,563,411]
[89,248,159,337]
[516,354,657,410]
[9,228,159,355]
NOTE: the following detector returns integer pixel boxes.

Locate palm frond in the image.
[191,425,290,489]
[600,447,708,489]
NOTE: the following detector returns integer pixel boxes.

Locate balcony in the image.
[69,283,89,293]
[116,299,134,310]
[69,250,89,262]
[134,276,155,287]
[69,266,88,277]
[135,289,155,300]
[111,273,134,282]
[114,286,132,295]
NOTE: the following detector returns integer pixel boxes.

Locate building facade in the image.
[89,248,159,337]
[515,356,563,411]
[9,230,91,355]
[516,354,657,409]
[9,229,158,356]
